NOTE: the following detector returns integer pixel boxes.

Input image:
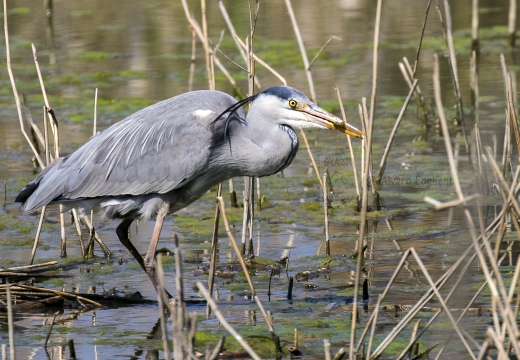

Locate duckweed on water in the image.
[0,212,39,237]
[300,201,322,212]
[76,51,112,62]
[9,7,31,15]
[70,9,93,17]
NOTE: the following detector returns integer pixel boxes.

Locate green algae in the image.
[9,7,31,15]
[76,51,111,62]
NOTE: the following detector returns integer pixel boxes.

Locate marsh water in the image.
[1,0,519,358]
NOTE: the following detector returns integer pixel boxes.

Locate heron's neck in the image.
[213,115,299,178]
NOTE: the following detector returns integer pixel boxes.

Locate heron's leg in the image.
[143,203,170,269]
[116,218,147,270]
[116,218,172,298]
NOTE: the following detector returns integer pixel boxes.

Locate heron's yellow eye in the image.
[288,99,297,108]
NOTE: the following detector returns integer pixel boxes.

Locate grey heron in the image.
[16,85,364,297]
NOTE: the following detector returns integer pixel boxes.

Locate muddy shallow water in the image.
[1,0,519,359]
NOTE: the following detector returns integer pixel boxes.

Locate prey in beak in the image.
[298,103,365,139]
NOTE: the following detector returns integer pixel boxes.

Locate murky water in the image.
[1,0,519,358]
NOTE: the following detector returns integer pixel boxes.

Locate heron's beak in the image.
[300,104,365,139]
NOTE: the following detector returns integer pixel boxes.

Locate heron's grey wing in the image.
[61,91,238,199]
[20,91,238,212]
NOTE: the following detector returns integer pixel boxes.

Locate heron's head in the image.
[249,86,364,139]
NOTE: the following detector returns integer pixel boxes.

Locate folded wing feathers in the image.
[18,90,240,213]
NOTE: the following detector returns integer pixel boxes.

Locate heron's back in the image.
[16,90,242,219]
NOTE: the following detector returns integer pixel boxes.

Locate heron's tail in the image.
[15,158,67,213]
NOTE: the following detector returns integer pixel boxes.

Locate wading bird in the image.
[16,86,364,297]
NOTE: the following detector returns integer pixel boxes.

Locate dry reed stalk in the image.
[228,179,237,207]
[173,234,185,329]
[15,284,102,307]
[43,106,50,165]
[254,296,282,353]
[335,88,360,197]
[500,54,509,113]
[370,241,481,357]
[486,328,508,359]
[247,1,259,94]
[323,170,330,255]
[502,255,520,345]
[22,95,45,152]
[6,282,15,360]
[360,97,378,208]
[218,0,247,64]
[206,336,225,360]
[332,348,345,360]
[506,259,520,355]
[188,28,196,91]
[234,36,286,86]
[368,0,382,129]
[414,0,433,76]
[241,178,251,255]
[509,0,517,47]
[4,1,45,169]
[242,2,259,257]
[71,209,85,257]
[29,207,46,265]
[158,236,193,359]
[470,52,481,170]
[200,0,213,90]
[309,36,341,69]
[3,261,57,272]
[207,45,241,90]
[284,0,315,100]
[408,248,476,358]
[217,197,256,296]
[365,294,381,359]
[374,248,474,359]
[424,194,480,211]
[81,216,111,256]
[32,43,69,258]
[207,184,222,318]
[155,256,172,360]
[93,88,98,136]
[256,177,261,210]
[436,0,469,153]
[89,88,99,253]
[44,311,59,348]
[197,281,261,360]
[484,148,520,217]
[409,319,421,356]
[401,57,433,125]
[218,0,262,90]
[439,0,458,86]
[471,0,479,52]
[475,340,490,360]
[349,98,371,360]
[507,73,520,155]
[324,339,331,360]
[432,54,463,199]
[2,180,5,208]
[434,54,520,354]
[284,0,325,192]
[375,79,418,186]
